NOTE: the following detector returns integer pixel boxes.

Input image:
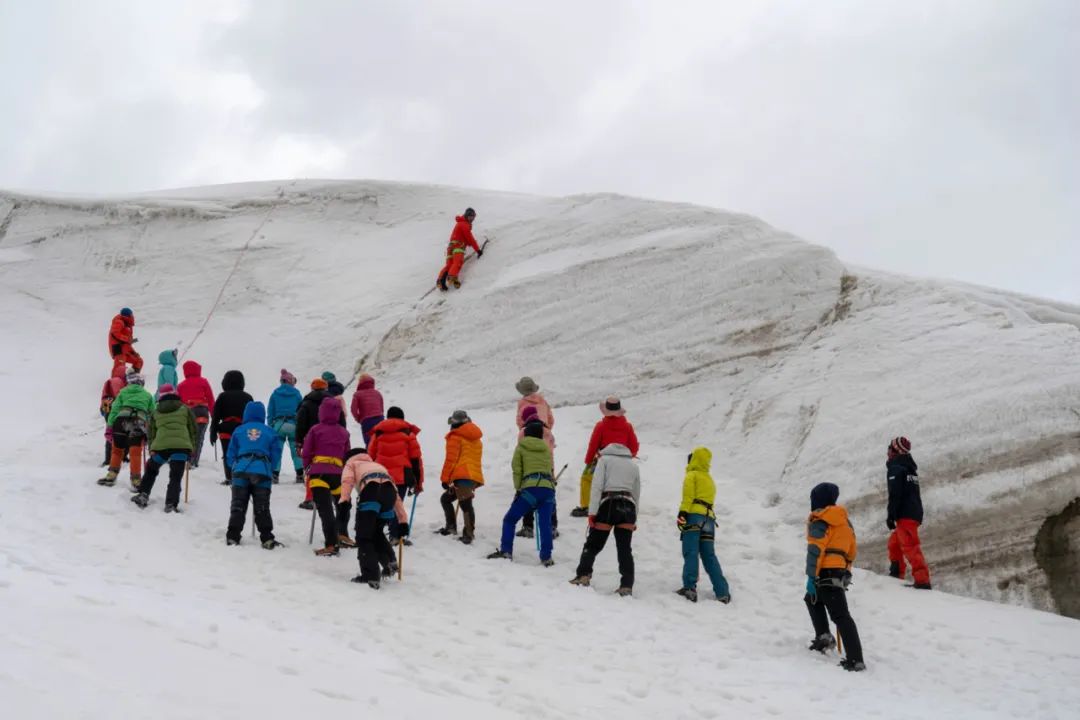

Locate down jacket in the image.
[587,443,640,516]
[441,421,484,485]
[149,391,197,452]
[368,418,423,490]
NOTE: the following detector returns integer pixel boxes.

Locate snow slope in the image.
[1,180,1079,719]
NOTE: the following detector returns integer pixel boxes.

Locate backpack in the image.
[112,409,149,448]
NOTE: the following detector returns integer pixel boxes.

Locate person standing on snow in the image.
[209,370,254,485]
[805,482,866,672]
[130,383,196,513]
[99,370,153,488]
[886,436,931,589]
[571,397,639,518]
[267,369,304,484]
[99,365,128,466]
[517,405,558,539]
[155,349,179,398]
[569,442,640,596]
[302,397,352,556]
[225,401,283,548]
[108,308,143,372]
[350,373,385,447]
[367,406,423,545]
[341,448,408,589]
[487,421,556,565]
[296,377,346,509]
[322,371,348,415]
[437,410,484,544]
[675,447,731,604]
[177,360,215,468]
[436,207,482,291]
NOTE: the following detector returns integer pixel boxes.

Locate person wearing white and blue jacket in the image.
[267,369,304,483]
[225,401,283,548]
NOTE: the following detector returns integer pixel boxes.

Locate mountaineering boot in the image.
[352,576,381,590]
[615,587,633,597]
[314,545,339,557]
[676,587,698,603]
[569,575,591,587]
[912,582,933,590]
[130,474,142,491]
[449,277,461,289]
[458,535,473,545]
[808,633,837,653]
[382,562,398,579]
[338,535,357,549]
[261,539,283,550]
[570,506,589,518]
[164,502,181,514]
[131,492,149,509]
[295,472,304,484]
[436,526,457,536]
[541,558,555,568]
[716,593,732,604]
[487,550,512,560]
[888,561,901,579]
[98,469,119,487]
[298,500,314,510]
[516,526,534,539]
[839,659,867,672]
[226,538,241,546]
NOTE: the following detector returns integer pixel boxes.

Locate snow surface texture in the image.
[1,180,1079,718]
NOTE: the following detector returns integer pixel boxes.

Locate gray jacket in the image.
[588,443,641,515]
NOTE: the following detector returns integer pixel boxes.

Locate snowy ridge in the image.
[1,180,1079,718]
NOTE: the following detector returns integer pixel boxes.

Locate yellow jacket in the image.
[679,447,716,517]
[805,505,857,577]
[441,421,485,485]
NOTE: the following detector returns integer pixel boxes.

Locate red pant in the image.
[112,344,144,372]
[888,519,930,584]
[439,252,465,281]
[109,442,144,479]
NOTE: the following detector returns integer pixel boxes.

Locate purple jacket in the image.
[350,375,385,424]
[302,398,351,475]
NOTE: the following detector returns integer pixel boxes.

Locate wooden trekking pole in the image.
[397,538,404,580]
[308,505,317,545]
[184,463,190,504]
[836,628,843,655]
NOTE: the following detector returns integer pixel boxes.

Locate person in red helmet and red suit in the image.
[886,436,931,589]
[108,308,143,372]
[437,207,482,291]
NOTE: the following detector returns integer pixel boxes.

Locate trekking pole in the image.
[397,538,404,581]
[184,462,190,504]
[836,627,843,656]
[535,511,541,553]
[553,464,568,482]
[308,506,317,545]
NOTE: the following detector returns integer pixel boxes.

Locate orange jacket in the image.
[441,421,484,485]
[109,313,133,350]
[446,216,480,256]
[805,505,857,577]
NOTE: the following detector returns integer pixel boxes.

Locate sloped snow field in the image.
[1,181,1079,719]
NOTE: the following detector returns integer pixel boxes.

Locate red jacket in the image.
[177,360,215,413]
[108,313,133,351]
[585,416,639,465]
[447,216,480,255]
[368,418,423,490]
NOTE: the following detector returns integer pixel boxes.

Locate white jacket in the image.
[588,443,641,516]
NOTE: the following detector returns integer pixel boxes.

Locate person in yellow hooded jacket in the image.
[675,447,731,603]
[804,482,865,671]
[438,410,484,544]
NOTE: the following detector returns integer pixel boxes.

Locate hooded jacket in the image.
[887,453,924,524]
[267,382,303,424]
[441,421,484,485]
[806,493,857,578]
[340,452,409,524]
[368,418,423,490]
[156,350,178,393]
[108,312,134,352]
[512,435,555,491]
[100,366,127,417]
[447,216,481,256]
[149,392,197,452]
[210,370,254,444]
[516,393,554,430]
[680,447,716,518]
[226,401,283,484]
[178,360,215,413]
[107,383,155,426]
[296,388,345,448]
[350,376,385,423]
[588,443,640,515]
[585,415,639,465]
[302,398,352,477]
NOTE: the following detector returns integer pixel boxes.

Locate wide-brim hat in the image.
[515,376,539,395]
[599,396,625,417]
[447,410,471,425]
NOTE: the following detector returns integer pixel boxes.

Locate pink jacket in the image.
[517,393,554,430]
[350,376,385,423]
[340,453,408,524]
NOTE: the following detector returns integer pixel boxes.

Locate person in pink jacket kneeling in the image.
[341,448,408,589]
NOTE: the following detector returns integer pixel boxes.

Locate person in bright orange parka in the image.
[436,208,482,291]
[108,308,143,372]
[438,410,484,544]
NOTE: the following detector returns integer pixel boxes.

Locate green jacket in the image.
[512,436,554,490]
[680,446,716,518]
[149,397,197,452]
[107,384,155,425]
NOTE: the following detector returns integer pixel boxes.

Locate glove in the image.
[886,517,896,531]
[397,522,410,538]
[587,515,596,528]
[806,576,818,601]
[676,513,688,531]
[132,337,139,344]
[476,249,483,258]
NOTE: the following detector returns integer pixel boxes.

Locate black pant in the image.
[439,482,475,539]
[575,497,636,587]
[228,477,274,542]
[220,437,232,481]
[310,473,342,547]
[806,582,864,664]
[337,501,352,539]
[356,482,398,581]
[389,483,410,538]
[141,449,188,506]
[522,498,558,531]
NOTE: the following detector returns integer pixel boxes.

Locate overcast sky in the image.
[2,1,1076,302]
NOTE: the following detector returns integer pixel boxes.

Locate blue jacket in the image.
[156,349,179,395]
[267,383,303,424]
[226,402,283,487]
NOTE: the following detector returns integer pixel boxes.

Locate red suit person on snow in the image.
[108,307,143,372]
[437,207,482,291]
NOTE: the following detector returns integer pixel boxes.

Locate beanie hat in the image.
[120,307,133,317]
[463,207,476,219]
[280,369,296,385]
[890,436,912,455]
[810,482,840,510]
[448,409,470,426]
[126,371,145,386]
[599,396,625,417]
[158,383,176,395]
[520,405,539,424]
[321,371,337,383]
[311,378,328,391]
[387,406,405,420]
[515,376,539,396]
[524,421,544,440]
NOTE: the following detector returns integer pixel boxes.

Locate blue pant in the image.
[500,487,555,560]
[272,420,302,473]
[681,514,730,597]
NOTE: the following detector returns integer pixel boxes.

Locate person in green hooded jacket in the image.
[131,383,197,513]
[487,423,557,565]
[100,371,155,488]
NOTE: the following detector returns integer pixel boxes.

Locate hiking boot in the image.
[295,473,304,484]
[570,506,589,518]
[314,545,339,557]
[226,538,241,546]
[164,503,182,514]
[298,500,314,510]
[541,558,555,567]
[516,526,534,539]
[351,576,380,590]
[552,528,560,539]
[458,535,473,545]
[97,470,118,487]
[131,493,149,509]
[809,633,837,653]
[569,575,591,587]
[338,535,357,548]
[888,561,901,579]
[716,594,732,604]
[449,277,461,289]
[261,539,283,550]
[615,587,633,597]
[839,659,866,672]
[382,562,398,578]
[912,582,932,590]
[676,587,698,603]
[487,549,512,560]
[436,526,457,536]
[130,475,142,491]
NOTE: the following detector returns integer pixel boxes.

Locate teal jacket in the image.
[156,349,179,394]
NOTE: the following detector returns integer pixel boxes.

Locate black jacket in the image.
[210,370,254,444]
[886,454,923,524]
[295,389,346,448]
